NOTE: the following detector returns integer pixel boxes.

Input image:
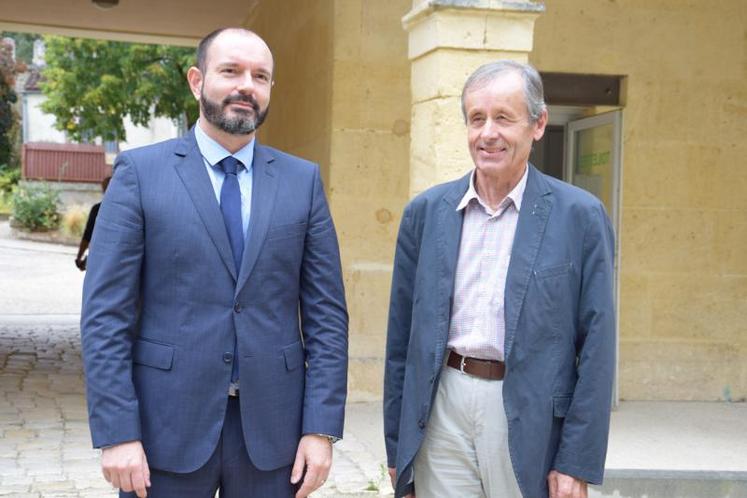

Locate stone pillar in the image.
[402,0,544,196]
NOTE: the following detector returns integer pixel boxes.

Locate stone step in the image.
[591,470,747,498]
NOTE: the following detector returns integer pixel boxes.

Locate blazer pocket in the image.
[552,394,573,418]
[266,222,307,241]
[534,262,573,279]
[132,339,174,370]
[283,341,305,371]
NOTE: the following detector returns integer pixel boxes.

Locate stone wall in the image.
[247,0,334,182]
[532,0,747,400]
[327,0,412,399]
[248,0,412,400]
[247,0,746,402]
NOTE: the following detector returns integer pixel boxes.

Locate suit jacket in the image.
[383,165,615,498]
[81,129,348,473]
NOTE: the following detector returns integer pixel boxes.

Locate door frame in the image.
[564,110,624,407]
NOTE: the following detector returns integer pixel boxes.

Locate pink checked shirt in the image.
[447,165,528,361]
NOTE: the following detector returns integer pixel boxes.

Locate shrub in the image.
[0,192,9,215]
[11,182,61,231]
[0,166,20,194]
[61,204,88,238]
[0,168,20,215]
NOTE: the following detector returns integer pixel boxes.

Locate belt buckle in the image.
[459,355,467,374]
[228,382,240,397]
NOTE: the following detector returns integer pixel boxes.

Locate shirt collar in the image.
[194,120,255,170]
[456,164,529,214]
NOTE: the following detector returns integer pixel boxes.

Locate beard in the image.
[200,91,269,135]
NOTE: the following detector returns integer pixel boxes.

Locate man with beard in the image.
[80,28,348,498]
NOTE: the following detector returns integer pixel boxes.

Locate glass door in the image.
[565,110,623,405]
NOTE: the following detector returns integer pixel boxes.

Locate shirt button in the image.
[223,352,233,363]
[234,302,242,313]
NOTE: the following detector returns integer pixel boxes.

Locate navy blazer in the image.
[384,165,615,498]
[81,129,348,473]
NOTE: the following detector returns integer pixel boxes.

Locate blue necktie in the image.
[218,156,244,272]
[218,156,243,383]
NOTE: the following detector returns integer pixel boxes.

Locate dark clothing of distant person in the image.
[81,202,100,243]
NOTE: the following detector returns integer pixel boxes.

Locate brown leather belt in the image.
[447,351,505,380]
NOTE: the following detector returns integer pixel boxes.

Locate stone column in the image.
[402,0,544,196]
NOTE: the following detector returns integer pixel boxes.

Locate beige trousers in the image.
[413,364,523,498]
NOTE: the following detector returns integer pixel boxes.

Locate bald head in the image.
[196,28,273,74]
[187,27,274,145]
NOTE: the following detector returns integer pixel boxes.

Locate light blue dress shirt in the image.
[194,122,254,238]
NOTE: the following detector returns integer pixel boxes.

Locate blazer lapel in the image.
[173,130,237,281]
[433,173,470,371]
[235,144,278,295]
[504,164,553,361]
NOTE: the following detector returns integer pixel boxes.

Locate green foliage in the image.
[0,167,20,214]
[40,36,197,142]
[0,40,20,168]
[1,32,41,64]
[0,166,20,194]
[11,182,61,231]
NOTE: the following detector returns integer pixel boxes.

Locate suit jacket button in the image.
[223,352,233,363]
[418,420,425,429]
[233,302,242,313]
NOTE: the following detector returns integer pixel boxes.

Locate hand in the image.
[75,257,86,271]
[101,440,151,498]
[291,434,333,498]
[388,467,415,498]
[548,470,587,498]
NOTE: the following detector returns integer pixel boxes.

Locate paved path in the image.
[0,321,109,497]
[0,225,393,497]
[0,231,84,318]
[0,320,392,498]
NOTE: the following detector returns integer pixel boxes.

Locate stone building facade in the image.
[2,0,744,402]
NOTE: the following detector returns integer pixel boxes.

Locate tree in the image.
[40,36,198,142]
[1,32,41,65]
[0,39,22,169]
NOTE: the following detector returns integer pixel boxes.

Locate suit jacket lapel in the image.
[236,144,278,294]
[504,164,553,361]
[173,130,237,281]
[434,173,470,371]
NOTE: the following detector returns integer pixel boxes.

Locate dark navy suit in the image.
[384,165,615,497]
[81,129,348,494]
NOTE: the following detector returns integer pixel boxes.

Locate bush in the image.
[0,166,20,194]
[11,182,61,231]
[0,167,20,215]
[0,192,9,215]
[61,204,88,238]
